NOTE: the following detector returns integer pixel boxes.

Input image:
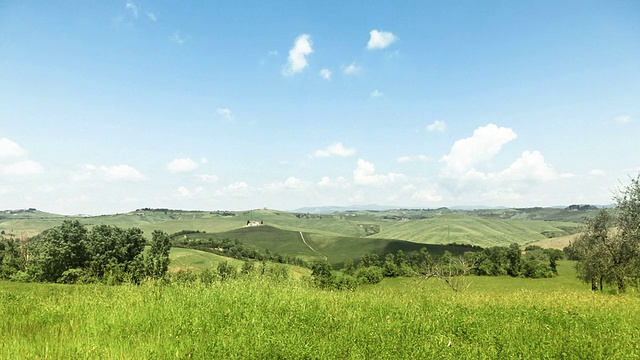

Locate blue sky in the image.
[1,1,639,215]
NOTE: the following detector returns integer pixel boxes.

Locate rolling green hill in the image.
[1,206,594,267]
[168,246,311,278]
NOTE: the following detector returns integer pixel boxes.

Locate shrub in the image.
[355,266,384,285]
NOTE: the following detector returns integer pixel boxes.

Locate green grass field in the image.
[168,247,245,272]
[1,261,638,359]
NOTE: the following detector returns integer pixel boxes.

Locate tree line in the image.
[0,220,171,284]
[311,244,565,291]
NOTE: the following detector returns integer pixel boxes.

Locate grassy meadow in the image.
[1,261,639,359]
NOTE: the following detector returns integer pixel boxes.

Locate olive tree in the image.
[573,174,640,292]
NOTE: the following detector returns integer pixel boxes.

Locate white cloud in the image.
[614,115,633,124]
[500,151,556,182]
[166,158,202,173]
[370,89,383,98]
[0,160,44,176]
[176,185,204,198]
[353,159,405,186]
[214,181,250,198]
[177,186,191,197]
[344,62,360,75]
[441,123,517,177]
[319,68,331,80]
[146,12,157,22]
[125,1,139,18]
[397,155,429,163]
[265,176,308,191]
[196,174,219,182]
[589,169,605,176]
[0,138,44,176]
[284,176,304,189]
[426,120,446,132]
[217,107,234,122]
[282,34,313,76]
[227,181,248,191]
[0,138,27,159]
[436,125,565,204]
[312,142,357,158]
[73,164,145,182]
[170,30,190,45]
[100,165,146,181]
[317,176,348,188]
[367,30,398,50]
[412,188,444,202]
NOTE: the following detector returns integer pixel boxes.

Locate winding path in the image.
[299,231,328,261]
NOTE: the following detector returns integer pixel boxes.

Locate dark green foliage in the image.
[57,268,91,284]
[332,272,358,290]
[85,225,145,278]
[522,250,554,278]
[30,220,88,282]
[544,248,565,274]
[383,253,399,277]
[341,259,355,276]
[198,268,217,285]
[217,261,236,280]
[358,253,380,268]
[571,175,640,292]
[171,269,197,284]
[241,260,255,274]
[0,239,23,279]
[19,221,166,284]
[506,243,522,277]
[473,246,509,276]
[147,230,171,279]
[311,260,335,289]
[354,266,384,284]
[262,263,290,280]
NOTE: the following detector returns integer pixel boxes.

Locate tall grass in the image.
[1,263,639,359]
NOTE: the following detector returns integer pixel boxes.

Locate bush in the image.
[333,273,358,291]
[355,266,384,285]
[9,270,32,283]
[199,268,218,285]
[217,262,237,281]
[57,268,92,284]
[171,269,197,284]
[263,264,289,280]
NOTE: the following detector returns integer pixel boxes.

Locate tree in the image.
[0,239,23,279]
[572,210,612,290]
[358,253,380,268]
[85,225,145,279]
[31,220,88,282]
[383,253,399,277]
[341,259,356,276]
[506,243,522,277]
[612,175,640,290]
[573,175,640,292]
[311,260,335,289]
[147,230,171,279]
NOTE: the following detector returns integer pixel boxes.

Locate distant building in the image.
[245,220,263,227]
